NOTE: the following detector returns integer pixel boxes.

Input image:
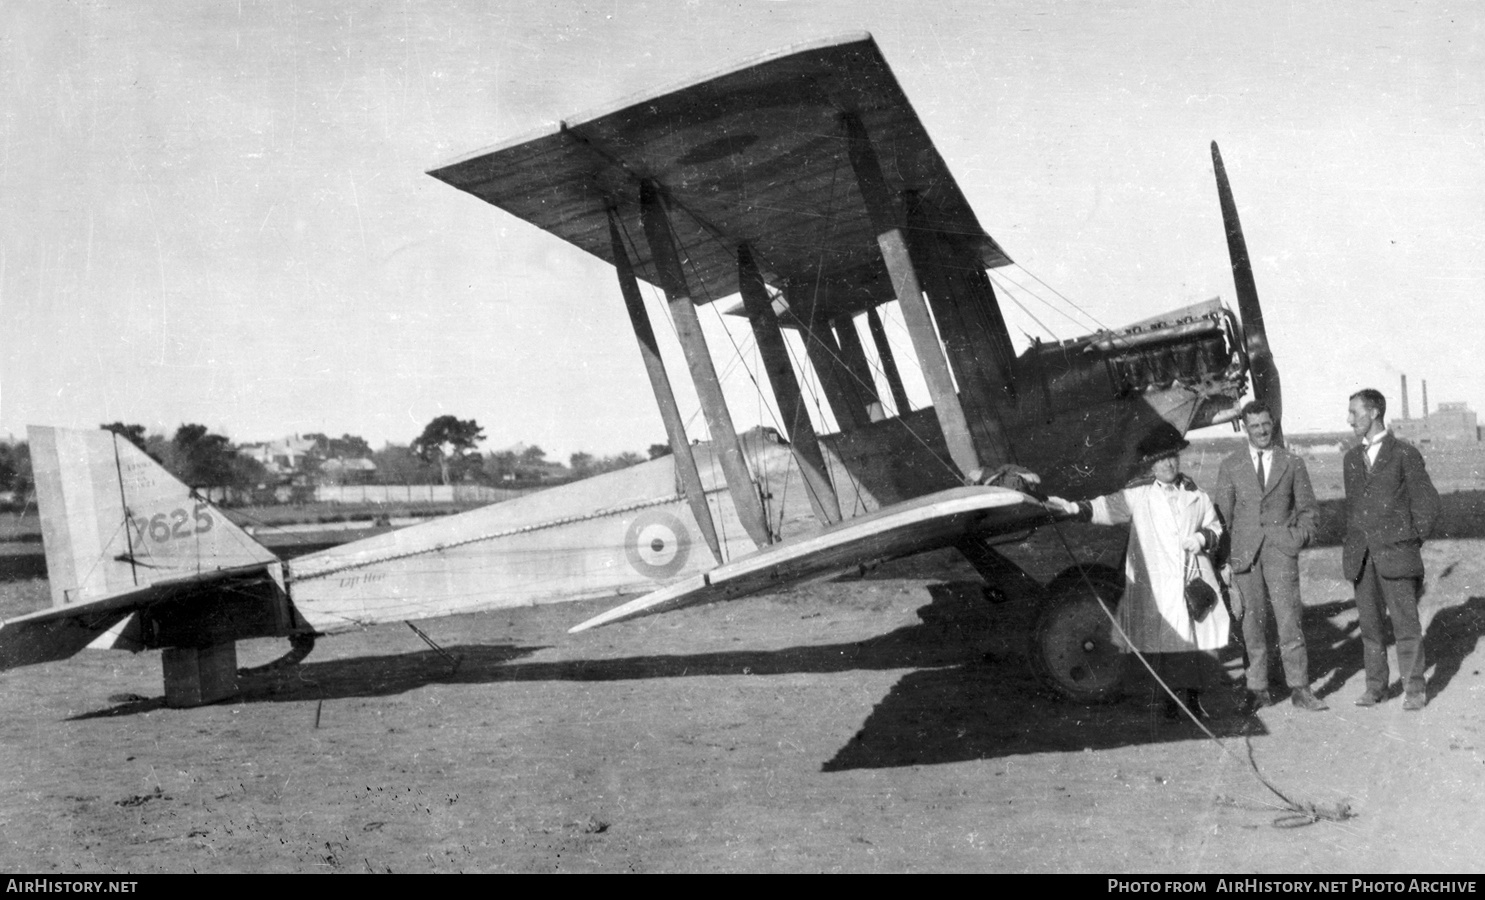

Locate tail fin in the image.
[28,426,278,608]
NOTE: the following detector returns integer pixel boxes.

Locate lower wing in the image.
[570,486,1057,632]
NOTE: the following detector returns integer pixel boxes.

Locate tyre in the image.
[1028,564,1128,703]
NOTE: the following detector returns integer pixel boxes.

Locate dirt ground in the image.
[3,453,1485,873]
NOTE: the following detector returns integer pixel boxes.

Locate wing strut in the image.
[842,110,980,478]
[833,313,885,421]
[607,210,724,561]
[737,244,842,526]
[639,180,773,548]
[903,191,1018,457]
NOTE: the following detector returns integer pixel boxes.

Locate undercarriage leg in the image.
[954,537,1045,604]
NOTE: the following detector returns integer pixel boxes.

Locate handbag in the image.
[1183,552,1219,623]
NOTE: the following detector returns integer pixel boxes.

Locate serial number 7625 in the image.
[131,502,215,544]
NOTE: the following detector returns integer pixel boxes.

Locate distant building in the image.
[528,460,571,483]
[1392,401,1480,444]
[240,435,319,475]
[318,456,379,485]
[240,434,378,483]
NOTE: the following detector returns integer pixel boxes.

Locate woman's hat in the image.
[1136,422,1189,467]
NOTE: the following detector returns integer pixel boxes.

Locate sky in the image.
[2,1,1481,460]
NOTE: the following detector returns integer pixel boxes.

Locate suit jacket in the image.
[1342,433,1441,581]
[1213,445,1318,573]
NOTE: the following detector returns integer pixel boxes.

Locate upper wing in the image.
[570,486,1056,632]
[427,33,1010,321]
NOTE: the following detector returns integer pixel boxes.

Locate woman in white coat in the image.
[1050,423,1231,719]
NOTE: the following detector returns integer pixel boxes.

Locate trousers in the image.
[1353,553,1426,696]
[1235,545,1308,692]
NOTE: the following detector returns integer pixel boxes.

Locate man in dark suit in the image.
[1214,401,1324,713]
[1344,388,1440,710]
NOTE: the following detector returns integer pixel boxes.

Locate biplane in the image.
[2,33,1280,708]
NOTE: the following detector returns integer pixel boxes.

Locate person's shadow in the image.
[1423,594,1485,697]
[1305,590,1485,703]
[1300,600,1364,700]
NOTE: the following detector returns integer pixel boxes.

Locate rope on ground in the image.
[1046,520,1356,827]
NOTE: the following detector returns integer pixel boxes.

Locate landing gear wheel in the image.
[1029,564,1128,703]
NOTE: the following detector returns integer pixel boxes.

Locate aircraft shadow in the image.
[820,586,1262,771]
[823,580,1485,771]
[70,585,1270,769]
[66,644,548,720]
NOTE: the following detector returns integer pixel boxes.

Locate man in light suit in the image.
[1214,400,1324,713]
[1344,388,1440,710]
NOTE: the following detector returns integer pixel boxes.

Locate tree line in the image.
[0,415,672,504]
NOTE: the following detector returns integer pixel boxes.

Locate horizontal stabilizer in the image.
[570,486,1054,632]
[0,563,275,669]
[0,608,135,670]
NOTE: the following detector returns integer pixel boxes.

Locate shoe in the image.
[1291,687,1329,712]
[1403,692,1427,711]
[1238,689,1270,716]
[1355,691,1384,707]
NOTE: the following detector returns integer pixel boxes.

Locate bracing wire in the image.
[630,171,951,519]
[664,202,816,537]
[786,297,963,485]
[987,274,1065,345]
[989,264,1111,335]
[779,326,865,517]
[604,146,1131,499]
[780,148,872,515]
[622,190,811,542]
[661,152,961,490]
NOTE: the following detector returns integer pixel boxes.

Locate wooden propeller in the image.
[1212,141,1283,441]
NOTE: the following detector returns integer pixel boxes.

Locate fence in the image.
[313,484,523,504]
[195,483,529,506]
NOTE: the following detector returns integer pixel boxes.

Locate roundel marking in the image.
[624,510,692,580]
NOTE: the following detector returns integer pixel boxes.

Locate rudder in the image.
[28,426,278,608]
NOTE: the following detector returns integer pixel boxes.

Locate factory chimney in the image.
[1423,380,1429,418]
[1401,375,1410,420]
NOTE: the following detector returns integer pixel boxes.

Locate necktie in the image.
[1255,453,1265,490]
